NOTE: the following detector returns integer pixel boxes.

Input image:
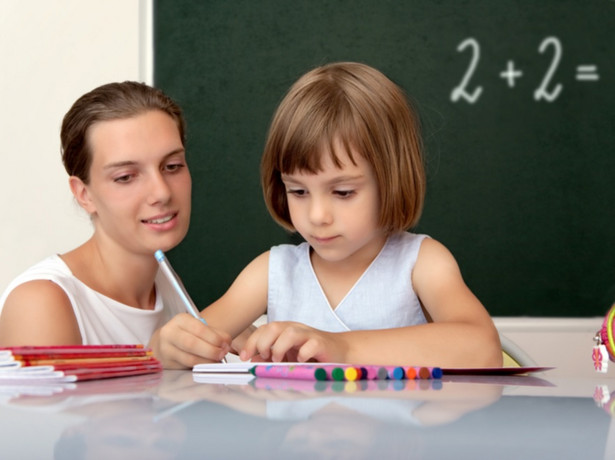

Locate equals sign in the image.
[576,65,600,81]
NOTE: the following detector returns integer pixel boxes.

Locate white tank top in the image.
[267,232,428,331]
[0,255,186,345]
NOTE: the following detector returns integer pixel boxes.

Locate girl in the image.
[186,62,501,368]
[0,82,232,367]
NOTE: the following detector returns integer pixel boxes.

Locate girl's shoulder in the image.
[413,235,462,278]
[382,232,430,261]
[389,231,430,246]
[269,241,310,263]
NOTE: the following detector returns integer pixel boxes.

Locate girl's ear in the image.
[68,176,96,215]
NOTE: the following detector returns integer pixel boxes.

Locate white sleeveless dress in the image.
[267,232,429,331]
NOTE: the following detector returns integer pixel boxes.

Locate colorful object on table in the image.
[385,366,406,380]
[249,363,442,382]
[430,367,444,379]
[594,302,615,373]
[344,366,360,381]
[194,362,553,381]
[593,345,608,373]
[0,344,162,383]
[251,364,321,381]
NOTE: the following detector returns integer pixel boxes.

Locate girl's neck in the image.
[310,232,388,274]
[61,239,158,309]
[309,233,388,309]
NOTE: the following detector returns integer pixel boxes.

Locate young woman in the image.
[0,82,231,367]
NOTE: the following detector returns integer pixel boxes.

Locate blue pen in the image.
[154,249,227,363]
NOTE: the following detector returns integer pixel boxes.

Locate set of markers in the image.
[249,364,443,382]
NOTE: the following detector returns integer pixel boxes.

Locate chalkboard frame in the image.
[154,0,615,317]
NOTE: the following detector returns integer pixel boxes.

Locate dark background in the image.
[154,0,615,316]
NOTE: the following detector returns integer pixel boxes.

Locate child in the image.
[204,62,502,368]
[0,82,232,368]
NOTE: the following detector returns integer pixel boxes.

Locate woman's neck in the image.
[60,239,158,309]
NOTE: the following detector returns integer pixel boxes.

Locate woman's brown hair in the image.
[61,81,185,183]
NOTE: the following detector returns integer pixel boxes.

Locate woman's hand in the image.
[149,313,232,369]
[239,321,347,363]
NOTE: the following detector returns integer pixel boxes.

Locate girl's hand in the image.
[149,313,232,369]
[239,321,346,363]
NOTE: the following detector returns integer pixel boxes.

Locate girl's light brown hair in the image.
[261,62,425,233]
[61,81,185,184]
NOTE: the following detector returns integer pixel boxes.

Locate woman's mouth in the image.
[142,213,176,224]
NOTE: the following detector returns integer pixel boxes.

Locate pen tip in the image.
[154,250,164,261]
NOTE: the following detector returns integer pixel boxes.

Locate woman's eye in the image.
[165,163,185,172]
[113,174,133,183]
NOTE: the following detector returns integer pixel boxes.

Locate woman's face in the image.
[73,110,191,256]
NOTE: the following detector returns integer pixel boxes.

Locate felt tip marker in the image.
[379,366,406,380]
[154,249,227,363]
[251,364,321,380]
[344,366,361,381]
[311,365,352,381]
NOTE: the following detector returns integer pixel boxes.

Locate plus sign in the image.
[500,60,523,87]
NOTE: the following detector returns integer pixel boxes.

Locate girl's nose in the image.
[309,196,333,225]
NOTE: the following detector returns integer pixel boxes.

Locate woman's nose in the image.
[147,172,172,205]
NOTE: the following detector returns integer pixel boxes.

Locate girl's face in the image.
[72,110,191,256]
[281,141,385,267]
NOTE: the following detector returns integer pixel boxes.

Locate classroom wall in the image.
[0,0,151,293]
[0,1,149,456]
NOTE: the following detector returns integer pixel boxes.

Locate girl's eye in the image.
[287,189,307,197]
[334,190,355,198]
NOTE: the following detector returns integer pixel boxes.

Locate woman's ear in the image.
[68,176,96,215]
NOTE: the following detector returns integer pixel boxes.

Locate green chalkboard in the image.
[154,0,615,317]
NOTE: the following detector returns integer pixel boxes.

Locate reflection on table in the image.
[0,369,613,459]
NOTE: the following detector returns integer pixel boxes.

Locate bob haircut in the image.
[261,62,426,233]
[61,81,185,184]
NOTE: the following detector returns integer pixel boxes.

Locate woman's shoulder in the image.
[0,255,73,308]
[4,277,71,305]
[0,256,79,344]
[2,254,72,292]
[14,254,72,278]
[0,278,80,346]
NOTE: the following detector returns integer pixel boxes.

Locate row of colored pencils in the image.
[250,364,443,381]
